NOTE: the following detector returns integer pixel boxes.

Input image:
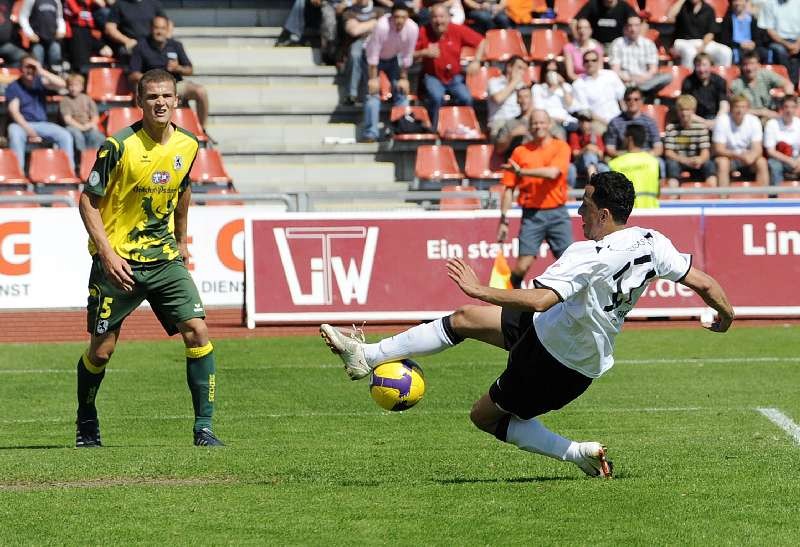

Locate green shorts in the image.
[87,257,205,336]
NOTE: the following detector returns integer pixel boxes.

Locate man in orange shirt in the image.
[498,109,574,288]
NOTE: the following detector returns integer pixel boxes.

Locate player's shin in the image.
[363,316,463,365]
[77,352,106,420]
[504,416,577,462]
[186,342,216,432]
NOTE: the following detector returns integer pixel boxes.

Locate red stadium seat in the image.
[440,185,482,210]
[461,45,476,63]
[390,106,436,141]
[0,149,30,188]
[777,180,800,199]
[678,181,717,200]
[79,148,98,183]
[105,106,142,135]
[437,106,486,140]
[190,148,232,185]
[465,144,503,181]
[415,145,464,182]
[641,103,668,134]
[656,65,691,100]
[529,29,569,63]
[484,29,528,62]
[554,0,584,25]
[524,64,541,86]
[87,67,133,103]
[713,64,741,88]
[645,28,671,63]
[172,107,209,142]
[643,0,671,23]
[764,64,791,83]
[0,189,39,207]
[730,180,764,199]
[467,65,500,101]
[28,149,81,186]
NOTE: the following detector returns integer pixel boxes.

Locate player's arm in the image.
[174,185,191,261]
[679,266,734,332]
[78,191,134,291]
[447,258,560,312]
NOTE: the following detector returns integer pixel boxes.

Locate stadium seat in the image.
[194,186,243,206]
[105,106,142,135]
[0,149,30,188]
[764,64,791,83]
[529,29,568,63]
[705,0,728,20]
[87,67,133,103]
[644,0,671,23]
[415,145,464,182]
[190,148,233,185]
[656,65,691,100]
[440,185,482,210]
[484,29,528,62]
[28,149,82,187]
[0,67,21,102]
[79,149,98,183]
[172,107,209,142]
[390,106,436,141]
[678,181,716,200]
[437,106,486,140]
[465,144,503,183]
[730,180,764,199]
[554,0,584,25]
[713,64,741,87]
[460,45,476,63]
[777,180,800,199]
[0,189,39,207]
[524,65,541,86]
[467,65,500,101]
[645,28,671,63]
[641,103,668,134]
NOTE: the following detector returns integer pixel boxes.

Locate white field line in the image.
[756,408,800,445]
[616,357,800,365]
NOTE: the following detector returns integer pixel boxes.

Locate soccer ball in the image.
[369,359,425,411]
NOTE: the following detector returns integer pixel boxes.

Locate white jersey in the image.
[532,227,691,378]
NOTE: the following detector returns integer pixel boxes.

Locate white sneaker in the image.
[574,442,613,478]
[320,324,371,380]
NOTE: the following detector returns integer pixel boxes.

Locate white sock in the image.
[363,318,457,366]
[506,417,580,463]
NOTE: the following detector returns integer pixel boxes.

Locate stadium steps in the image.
[220,146,380,164]
[227,162,398,190]
[206,123,356,147]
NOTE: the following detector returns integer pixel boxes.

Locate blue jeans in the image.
[347,38,367,99]
[768,157,795,187]
[9,122,75,171]
[568,152,609,187]
[31,40,62,70]
[363,57,407,140]
[423,73,472,130]
[67,126,106,151]
[768,42,800,86]
[284,0,305,37]
[467,9,512,34]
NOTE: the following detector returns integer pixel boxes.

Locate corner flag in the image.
[488,254,512,289]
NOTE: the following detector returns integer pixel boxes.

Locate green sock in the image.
[77,353,106,421]
[186,343,216,432]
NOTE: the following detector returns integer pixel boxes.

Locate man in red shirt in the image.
[414,3,485,128]
[498,109,574,288]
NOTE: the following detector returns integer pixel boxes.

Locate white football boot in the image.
[320,324,372,380]
[574,442,613,478]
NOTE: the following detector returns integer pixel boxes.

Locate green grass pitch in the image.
[1,325,799,544]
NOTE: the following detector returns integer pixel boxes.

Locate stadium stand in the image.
[190,148,233,186]
[105,107,143,135]
[464,144,503,185]
[528,29,568,63]
[437,106,486,141]
[0,149,30,189]
[439,185,482,210]
[87,67,134,104]
[28,149,82,188]
[79,149,98,183]
[415,145,464,186]
[483,29,528,63]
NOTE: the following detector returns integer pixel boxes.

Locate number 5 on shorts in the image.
[100,297,114,319]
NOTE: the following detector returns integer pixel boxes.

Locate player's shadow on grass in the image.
[435,476,578,484]
[0,444,69,450]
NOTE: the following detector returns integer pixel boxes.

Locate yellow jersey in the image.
[85,121,198,262]
[608,151,661,209]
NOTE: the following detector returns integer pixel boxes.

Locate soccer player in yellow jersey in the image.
[75,68,223,447]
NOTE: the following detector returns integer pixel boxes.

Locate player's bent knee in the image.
[180,319,209,348]
[450,305,482,331]
[87,348,113,366]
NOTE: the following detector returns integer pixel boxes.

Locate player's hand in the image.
[101,252,135,292]
[178,241,191,263]
[446,258,484,299]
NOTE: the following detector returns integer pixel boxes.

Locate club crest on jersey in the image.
[174,155,183,171]
[152,171,171,185]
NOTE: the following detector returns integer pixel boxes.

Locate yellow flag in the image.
[489,254,512,289]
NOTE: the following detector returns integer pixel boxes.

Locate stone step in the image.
[220,146,378,164]
[170,7,290,28]
[206,122,356,146]
[207,106,362,125]
[189,46,320,68]
[206,83,340,110]
[191,71,337,87]
[174,26,281,39]
[227,162,397,188]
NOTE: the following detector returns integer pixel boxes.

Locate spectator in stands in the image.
[563,18,604,83]
[463,0,510,34]
[764,94,800,187]
[104,0,165,60]
[504,0,550,26]
[609,15,671,98]
[341,0,387,106]
[567,112,607,188]
[531,59,576,139]
[718,0,769,65]
[415,3,485,130]
[493,84,533,159]
[681,52,730,129]
[20,0,67,71]
[757,0,800,86]
[321,1,355,65]
[63,0,113,74]
[603,86,663,159]
[362,2,419,142]
[571,50,626,130]
[416,0,466,27]
[498,109,572,288]
[488,55,527,138]
[713,94,769,188]
[608,124,661,208]
[0,0,27,66]
[573,0,637,46]
[128,15,210,128]
[668,0,733,69]
[730,51,794,120]
[663,94,717,188]
[6,55,74,170]
[60,72,104,161]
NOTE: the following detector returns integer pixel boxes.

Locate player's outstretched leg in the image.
[75,352,107,448]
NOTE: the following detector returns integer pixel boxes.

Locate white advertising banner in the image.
[0,206,255,309]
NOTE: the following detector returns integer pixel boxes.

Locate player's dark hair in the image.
[587,171,635,224]
[137,68,177,100]
[624,123,647,148]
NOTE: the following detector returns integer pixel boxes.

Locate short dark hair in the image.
[587,171,636,224]
[693,52,713,66]
[137,68,176,100]
[506,55,526,69]
[624,123,647,148]
[623,85,642,100]
[741,50,760,64]
[777,94,798,109]
[391,1,411,15]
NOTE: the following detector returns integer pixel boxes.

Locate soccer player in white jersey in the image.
[321,171,734,478]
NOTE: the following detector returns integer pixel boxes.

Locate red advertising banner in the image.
[243,208,795,325]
